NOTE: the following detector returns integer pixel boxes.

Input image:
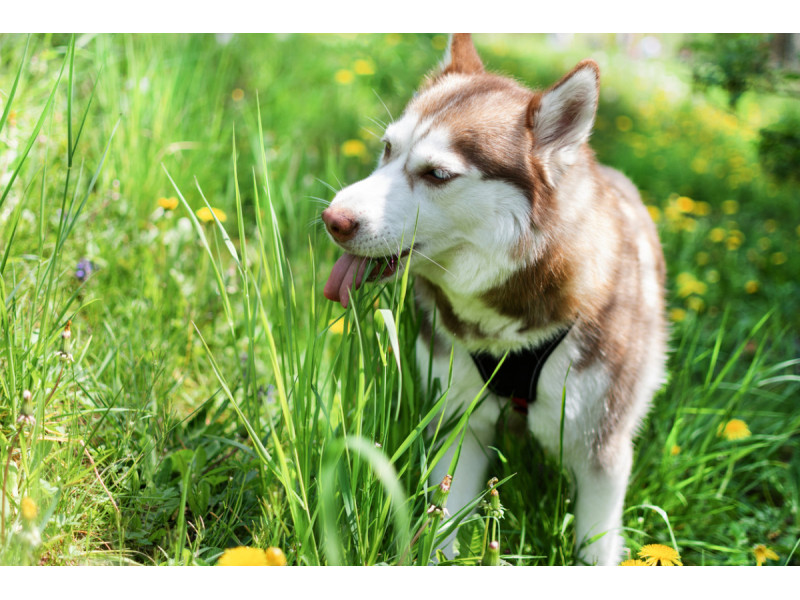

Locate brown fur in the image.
[440,32,484,76]
[415,38,666,468]
[323,34,667,563]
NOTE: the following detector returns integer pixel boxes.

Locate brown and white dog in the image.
[322,34,666,565]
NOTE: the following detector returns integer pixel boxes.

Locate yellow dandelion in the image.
[352,59,374,75]
[646,205,661,223]
[725,238,741,251]
[690,156,709,174]
[329,319,347,335]
[676,196,695,213]
[722,199,739,215]
[753,544,779,566]
[706,269,720,283]
[718,418,751,441]
[231,88,245,102]
[265,547,287,566]
[771,252,787,265]
[21,496,38,521]
[196,206,227,223]
[638,544,683,566]
[341,139,367,158]
[695,251,709,266]
[615,115,633,132]
[619,558,647,566]
[744,280,759,294]
[709,227,726,243]
[693,201,711,216]
[669,308,687,322]
[726,231,744,250]
[670,444,681,456]
[158,196,179,210]
[385,33,402,46]
[217,546,268,566]
[687,296,705,312]
[676,272,707,298]
[334,69,355,85]
[431,35,448,50]
[679,217,697,232]
[664,204,681,222]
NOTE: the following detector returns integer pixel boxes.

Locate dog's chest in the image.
[415,276,569,355]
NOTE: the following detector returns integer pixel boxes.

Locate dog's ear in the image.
[441,33,484,75]
[528,60,599,162]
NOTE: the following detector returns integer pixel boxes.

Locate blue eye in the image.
[424,167,453,182]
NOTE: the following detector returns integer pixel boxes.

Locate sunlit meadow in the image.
[1,33,798,566]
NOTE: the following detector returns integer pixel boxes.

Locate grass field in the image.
[1,33,798,566]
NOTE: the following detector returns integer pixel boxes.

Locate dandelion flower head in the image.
[21,496,38,521]
[217,545,287,566]
[638,543,683,566]
[158,197,179,210]
[341,139,367,158]
[718,418,751,441]
[265,547,287,566]
[754,544,778,566]
[217,546,269,566]
[196,207,227,223]
[619,558,646,566]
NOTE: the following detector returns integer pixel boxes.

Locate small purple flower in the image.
[75,258,96,282]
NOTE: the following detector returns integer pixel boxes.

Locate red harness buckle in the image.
[511,396,529,415]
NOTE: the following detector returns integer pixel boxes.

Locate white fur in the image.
[534,65,598,164]
[331,115,533,297]
[324,48,663,566]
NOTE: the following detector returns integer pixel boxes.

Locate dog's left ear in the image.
[528,60,599,162]
[441,33,484,75]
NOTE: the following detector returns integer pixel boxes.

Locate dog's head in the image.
[323,34,600,307]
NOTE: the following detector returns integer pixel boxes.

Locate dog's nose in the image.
[322,207,360,242]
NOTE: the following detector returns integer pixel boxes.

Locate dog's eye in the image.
[423,167,453,183]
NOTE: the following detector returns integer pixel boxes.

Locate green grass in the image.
[1,33,798,566]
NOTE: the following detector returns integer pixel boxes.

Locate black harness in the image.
[469,326,571,414]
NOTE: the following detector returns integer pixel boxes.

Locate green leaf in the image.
[453,514,485,563]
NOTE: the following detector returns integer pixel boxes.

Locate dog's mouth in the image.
[324,248,412,308]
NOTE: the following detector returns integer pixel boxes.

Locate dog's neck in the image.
[414,250,578,356]
[412,157,610,356]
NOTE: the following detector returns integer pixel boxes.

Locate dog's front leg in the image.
[428,398,499,558]
[418,337,500,559]
[571,443,633,565]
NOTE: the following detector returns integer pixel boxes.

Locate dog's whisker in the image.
[361,126,383,141]
[372,89,394,123]
[366,118,387,136]
[373,235,451,278]
[315,178,341,194]
[413,249,452,277]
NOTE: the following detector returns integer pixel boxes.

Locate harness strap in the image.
[469,326,572,414]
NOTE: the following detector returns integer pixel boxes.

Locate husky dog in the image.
[322,34,666,565]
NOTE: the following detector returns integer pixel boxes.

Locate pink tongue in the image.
[323,253,369,308]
